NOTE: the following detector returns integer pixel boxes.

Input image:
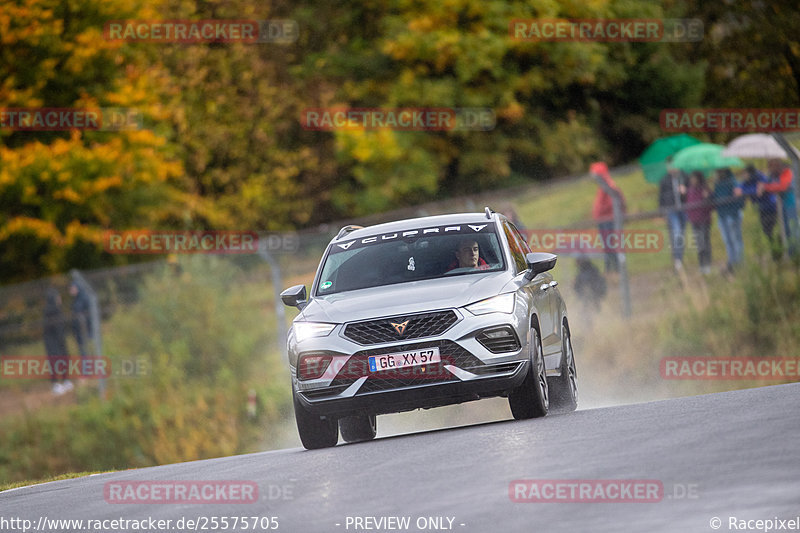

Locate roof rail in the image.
[484,206,494,219]
[336,224,364,239]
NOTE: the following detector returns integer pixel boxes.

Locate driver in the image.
[447,238,489,271]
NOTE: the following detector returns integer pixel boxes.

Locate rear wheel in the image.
[339,414,377,443]
[549,320,578,412]
[508,323,549,419]
[293,392,338,449]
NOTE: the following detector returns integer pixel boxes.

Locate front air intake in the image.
[476,326,521,353]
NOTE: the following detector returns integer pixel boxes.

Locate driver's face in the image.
[457,241,479,268]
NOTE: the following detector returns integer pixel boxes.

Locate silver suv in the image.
[281,208,578,449]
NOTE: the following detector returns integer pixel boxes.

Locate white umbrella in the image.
[721,133,800,159]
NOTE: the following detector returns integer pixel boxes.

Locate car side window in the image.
[510,223,532,254]
[503,222,528,273]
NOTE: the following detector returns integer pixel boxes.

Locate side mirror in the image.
[280,284,308,309]
[524,252,557,280]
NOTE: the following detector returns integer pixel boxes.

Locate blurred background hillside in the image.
[2,0,798,281]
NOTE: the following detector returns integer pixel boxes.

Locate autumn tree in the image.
[0,0,187,281]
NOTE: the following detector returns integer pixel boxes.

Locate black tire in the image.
[508,323,549,420]
[549,320,578,412]
[293,392,338,449]
[339,414,377,443]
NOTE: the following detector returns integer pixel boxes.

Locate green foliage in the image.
[105,257,266,383]
[0,258,292,483]
[332,129,440,215]
[688,0,800,109]
[0,0,186,282]
[667,260,800,358]
[2,0,794,282]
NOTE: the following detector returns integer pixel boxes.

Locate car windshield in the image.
[315,224,506,295]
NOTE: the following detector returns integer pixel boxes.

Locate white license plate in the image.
[368,347,441,372]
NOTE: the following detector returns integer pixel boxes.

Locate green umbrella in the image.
[639,134,702,183]
[670,143,745,174]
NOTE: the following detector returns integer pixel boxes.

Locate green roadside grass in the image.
[0,471,105,492]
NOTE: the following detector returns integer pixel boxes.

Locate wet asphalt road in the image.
[2,383,799,533]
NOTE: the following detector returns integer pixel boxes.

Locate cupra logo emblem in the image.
[390,320,410,336]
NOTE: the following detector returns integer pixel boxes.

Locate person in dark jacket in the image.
[713,168,745,272]
[43,288,72,395]
[574,256,607,310]
[739,165,778,243]
[686,171,713,275]
[659,167,688,271]
[69,281,90,357]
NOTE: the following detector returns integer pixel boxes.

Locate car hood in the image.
[299,272,512,324]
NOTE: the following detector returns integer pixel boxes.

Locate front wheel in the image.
[508,324,549,420]
[339,414,377,443]
[549,320,578,412]
[294,392,338,450]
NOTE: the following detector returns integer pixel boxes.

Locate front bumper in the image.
[289,307,532,417]
[295,359,529,417]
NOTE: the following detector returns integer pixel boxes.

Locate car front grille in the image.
[329,340,483,393]
[342,310,459,345]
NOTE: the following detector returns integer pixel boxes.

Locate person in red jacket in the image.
[590,162,626,273]
[758,158,798,256]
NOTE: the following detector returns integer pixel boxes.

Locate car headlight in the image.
[293,322,337,343]
[465,293,516,315]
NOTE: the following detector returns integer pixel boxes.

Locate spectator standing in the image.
[590,162,626,273]
[760,158,798,256]
[686,171,713,275]
[69,281,90,358]
[739,165,778,245]
[713,168,745,272]
[43,288,72,395]
[659,167,688,271]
